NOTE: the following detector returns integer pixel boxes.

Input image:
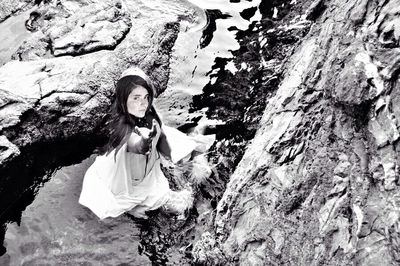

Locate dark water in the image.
[1,156,150,265]
[0,0,262,264]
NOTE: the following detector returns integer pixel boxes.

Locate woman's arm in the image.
[157,127,172,159]
[127,120,158,154]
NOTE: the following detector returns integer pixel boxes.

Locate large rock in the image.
[0,0,189,169]
[20,0,131,57]
[193,0,400,265]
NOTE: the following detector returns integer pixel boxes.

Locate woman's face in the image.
[126,86,149,118]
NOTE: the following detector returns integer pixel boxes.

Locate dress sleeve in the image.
[159,125,201,164]
[157,127,172,160]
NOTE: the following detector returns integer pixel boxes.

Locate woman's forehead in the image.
[129,85,149,96]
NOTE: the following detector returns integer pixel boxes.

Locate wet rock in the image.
[0,60,48,99]
[192,0,400,265]
[14,0,131,58]
[305,0,326,21]
[12,31,51,61]
[0,0,180,149]
[0,0,33,22]
[192,232,226,265]
[329,47,380,106]
[49,3,131,56]
[0,136,20,165]
[0,90,34,131]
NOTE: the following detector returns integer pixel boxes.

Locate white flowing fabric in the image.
[79,143,170,219]
[79,125,213,219]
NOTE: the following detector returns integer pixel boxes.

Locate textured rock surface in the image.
[0,0,181,150]
[0,0,32,23]
[16,0,131,57]
[191,0,400,265]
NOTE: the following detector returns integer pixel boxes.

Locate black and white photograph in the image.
[0,0,399,265]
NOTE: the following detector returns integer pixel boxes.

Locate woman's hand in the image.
[134,119,158,155]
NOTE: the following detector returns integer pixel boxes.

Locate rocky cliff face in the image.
[193,0,400,265]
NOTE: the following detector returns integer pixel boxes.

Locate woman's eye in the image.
[129,95,148,102]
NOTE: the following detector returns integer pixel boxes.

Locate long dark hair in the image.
[100,75,161,157]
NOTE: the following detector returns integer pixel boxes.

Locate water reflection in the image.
[0,156,150,265]
[167,0,261,95]
[156,0,261,128]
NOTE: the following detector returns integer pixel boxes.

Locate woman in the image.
[79,67,194,219]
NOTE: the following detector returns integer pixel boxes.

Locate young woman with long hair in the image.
[79,67,194,219]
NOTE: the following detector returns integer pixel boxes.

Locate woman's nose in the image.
[139,99,148,106]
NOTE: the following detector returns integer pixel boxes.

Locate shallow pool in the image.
[0,156,151,265]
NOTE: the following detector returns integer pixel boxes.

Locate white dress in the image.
[79,124,203,219]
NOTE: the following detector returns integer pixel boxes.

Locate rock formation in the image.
[0,0,183,164]
[191,0,400,265]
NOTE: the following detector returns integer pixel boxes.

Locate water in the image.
[0,0,262,263]
[156,0,261,128]
[0,157,151,265]
[168,0,262,94]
